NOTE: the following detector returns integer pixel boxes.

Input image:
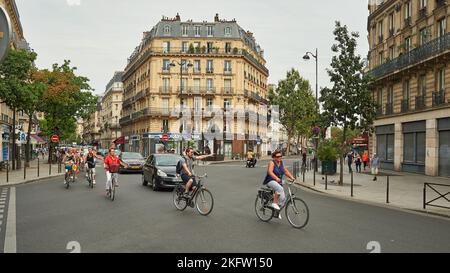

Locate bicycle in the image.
[172,174,214,216]
[106,164,120,201]
[64,162,76,189]
[86,167,94,188]
[255,179,309,229]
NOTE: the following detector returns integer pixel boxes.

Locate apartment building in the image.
[100,72,124,149]
[368,0,450,177]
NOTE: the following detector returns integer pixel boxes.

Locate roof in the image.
[105,71,124,91]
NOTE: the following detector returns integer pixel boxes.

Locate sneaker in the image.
[183,193,191,199]
[271,203,281,211]
[278,213,282,220]
[93,180,96,185]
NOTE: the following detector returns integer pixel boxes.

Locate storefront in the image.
[1,124,10,161]
[402,121,426,174]
[438,118,450,177]
[376,124,395,170]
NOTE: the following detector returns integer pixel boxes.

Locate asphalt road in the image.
[1,159,449,253]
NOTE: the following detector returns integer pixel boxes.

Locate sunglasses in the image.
[274,155,283,158]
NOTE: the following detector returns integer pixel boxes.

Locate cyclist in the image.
[263,150,296,219]
[62,148,76,185]
[84,148,103,185]
[246,149,257,166]
[180,148,214,198]
[103,147,129,195]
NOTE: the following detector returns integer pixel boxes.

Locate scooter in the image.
[246,157,257,168]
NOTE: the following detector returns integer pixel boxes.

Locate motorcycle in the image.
[246,157,257,168]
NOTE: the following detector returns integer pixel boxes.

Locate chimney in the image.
[214,13,219,22]
[175,13,181,21]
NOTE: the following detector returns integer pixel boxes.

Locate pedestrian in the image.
[362,151,369,171]
[204,145,211,155]
[370,153,380,181]
[301,148,307,169]
[347,152,354,173]
[355,154,362,173]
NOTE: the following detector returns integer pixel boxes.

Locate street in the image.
[0,159,448,253]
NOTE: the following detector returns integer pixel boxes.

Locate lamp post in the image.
[170,59,193,154]
[303,48,319,173]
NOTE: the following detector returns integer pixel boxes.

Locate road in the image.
[0,159,449,253]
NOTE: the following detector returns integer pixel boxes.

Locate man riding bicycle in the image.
[179,148,214,198]
[62,148,77,185]
[103,148,128,195]
[84,147,103,185]
[263,150,296,219]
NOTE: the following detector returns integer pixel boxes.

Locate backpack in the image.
[176,157,186,175]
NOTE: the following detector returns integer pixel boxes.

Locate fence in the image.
[423,183,450,210]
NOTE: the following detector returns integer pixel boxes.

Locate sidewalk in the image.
[0,159,65,186]
[292,162,450,219]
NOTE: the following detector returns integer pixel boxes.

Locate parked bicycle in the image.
[172,174,214,216]
[255,179,309,229]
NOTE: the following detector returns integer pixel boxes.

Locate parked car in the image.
[118,152,145,173]
[142,154,183,191]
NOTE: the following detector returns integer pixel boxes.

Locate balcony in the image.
[109,122,121,129]
[436,0,447,10]
[401,99,410,113]
[119,115,132,125]
[161,68,171,74]
[222,87,234,96]
[224,69,232,75]
[131,110,144,121]
[378,35,384,44]
[206,68,214,74]
[418,7,428,21]
[122,97,134,107]
[404,17,412,28]
[159,86,172,95]
[370,32,450,79]
[193,68,201,74]
[143,107,172,117]
[432,91,446,106]
[376,106,383,117]
[385,103,394,115]
[134,90,146,101]
[389,28,395,38]
[415,94,426,110]
[204,87,216,95]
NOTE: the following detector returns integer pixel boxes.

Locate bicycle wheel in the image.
[285,197,309,229]
[173,185,188,211]
[254,195,274,222]
[110,176,116,201]
[89,171,94,188]
[195,188,214,216]
[65,173,70,189]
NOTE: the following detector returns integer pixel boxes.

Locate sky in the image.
[15,0,370,96]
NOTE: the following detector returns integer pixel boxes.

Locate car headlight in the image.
[157,169,167,177]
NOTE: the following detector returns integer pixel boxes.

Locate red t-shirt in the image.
[104,155,121,170]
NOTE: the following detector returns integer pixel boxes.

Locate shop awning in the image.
[31,134,47,144]
[113,136,125,145]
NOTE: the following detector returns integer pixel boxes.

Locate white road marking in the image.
[4,187,16,253]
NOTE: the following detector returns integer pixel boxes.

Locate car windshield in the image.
[155,155,182,166]
[121,152,143,160]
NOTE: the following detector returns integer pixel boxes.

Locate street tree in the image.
[0,49,37,169]
[269,69,317,155]
[320,21,378,185]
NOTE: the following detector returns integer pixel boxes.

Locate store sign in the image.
[0,6,12,64]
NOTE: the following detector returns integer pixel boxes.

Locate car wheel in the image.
[152,176,159,191]
[142,174,148,186]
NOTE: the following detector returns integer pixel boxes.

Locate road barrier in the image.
[423,183,450,210]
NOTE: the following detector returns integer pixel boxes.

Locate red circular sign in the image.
[162,134,169,142]
[51,135,59,143]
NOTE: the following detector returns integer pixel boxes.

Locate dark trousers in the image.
[348,164,352,173]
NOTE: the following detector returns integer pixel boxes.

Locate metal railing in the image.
[436,0,447,10]
[401,99,410,113]
[423,183,450,210]
[385,102,394,115]
[370,32,450,79]
[418,7,427,21]
[415,94,426,110]
[432,90,446,106]
[159,86,172,94]
[222,87,234,95]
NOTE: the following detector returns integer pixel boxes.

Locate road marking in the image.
[4,187,16,253]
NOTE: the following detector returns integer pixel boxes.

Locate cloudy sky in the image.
[15,0,369,95]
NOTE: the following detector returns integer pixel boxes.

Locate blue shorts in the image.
[181,174,198,187]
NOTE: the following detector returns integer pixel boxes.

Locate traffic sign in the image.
[51,135,59,143]
[162,134,169,142]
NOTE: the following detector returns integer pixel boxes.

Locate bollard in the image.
[49,161,51,175]
[386,175,390,204]
[6,161,9,183]
[313,169,316,186]
[303,168,305,183]
[423,184,426,210]
[24,163,26,180]
[38,158,40,177]
[325,174,328,190]
[351,170,354,197]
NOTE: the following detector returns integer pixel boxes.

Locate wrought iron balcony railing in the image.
[370,32,450,79]
[432,90,446,106]
[436,0,447,10]
[415,94,426,110]
[385,103,394,115]
[418,7,428,21]
[401,99,410,113]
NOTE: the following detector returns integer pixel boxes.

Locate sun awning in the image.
[31,134,47,144]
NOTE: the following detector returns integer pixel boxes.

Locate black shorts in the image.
[181,174,198,187]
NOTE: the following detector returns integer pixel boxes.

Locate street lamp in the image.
[170,59,193,153]
[303,48,319,177]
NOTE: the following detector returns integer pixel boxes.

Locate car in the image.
[118,152,145,173]
[142,154,183,191]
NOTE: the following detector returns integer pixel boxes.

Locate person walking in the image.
[362,151,369,171]
[355,153,362,173]
[347,152,354,173]
[370,154,380,181]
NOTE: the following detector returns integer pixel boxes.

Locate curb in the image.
[0,173,65,187]
[294,181,450,221]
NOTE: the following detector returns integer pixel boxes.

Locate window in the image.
[224,79,232,93]
[418,75,427,96]
[379,51,384,65]
[207,42,213,53]
[194,26,201,36]
[225,27,231,36]
[224,60,232,72]
[163,41,171,53]
[225,42,232,53]
[115,104,118,111]
[388,86,394,105]
[193,79,200,92]
[182,25,188,36]
[438,18,446,38]
[162,98,169,110]
[162,59,171,71]
[437,68,445,92]
[405,1,412,19]
[419,28,430,45]
[378,20,384,40]
[206,79,214,91]
[405,36,412,52]
[181,59,188,72]
[389,13,395,33]
[164,25,171,35]
[403,131,426,164]
[206,60,213,73]
[207,25,214,36]
[420,0,427,9]
[224,99,231,110]
[162,119,169,132]
[194,97,202,113]
[181,78,188,91]
[194,42,200,49]
[403,80,410,100]
[182,42,188,53]
[163,78,170,92]
[194,60,201,72]
[389,46,395,59]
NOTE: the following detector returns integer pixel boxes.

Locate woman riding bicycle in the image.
[62,148,77,185]
[263,150,295,216]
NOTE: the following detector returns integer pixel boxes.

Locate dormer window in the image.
[164,25,171,35]
[195,26,201,36]
[207,25,214,36]
[225,27,231,36]
[182,25,188,36]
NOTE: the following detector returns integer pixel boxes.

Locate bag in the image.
[109,163,120,173]
[176,157,185,175]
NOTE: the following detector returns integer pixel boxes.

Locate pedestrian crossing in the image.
[0,188,7,234]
